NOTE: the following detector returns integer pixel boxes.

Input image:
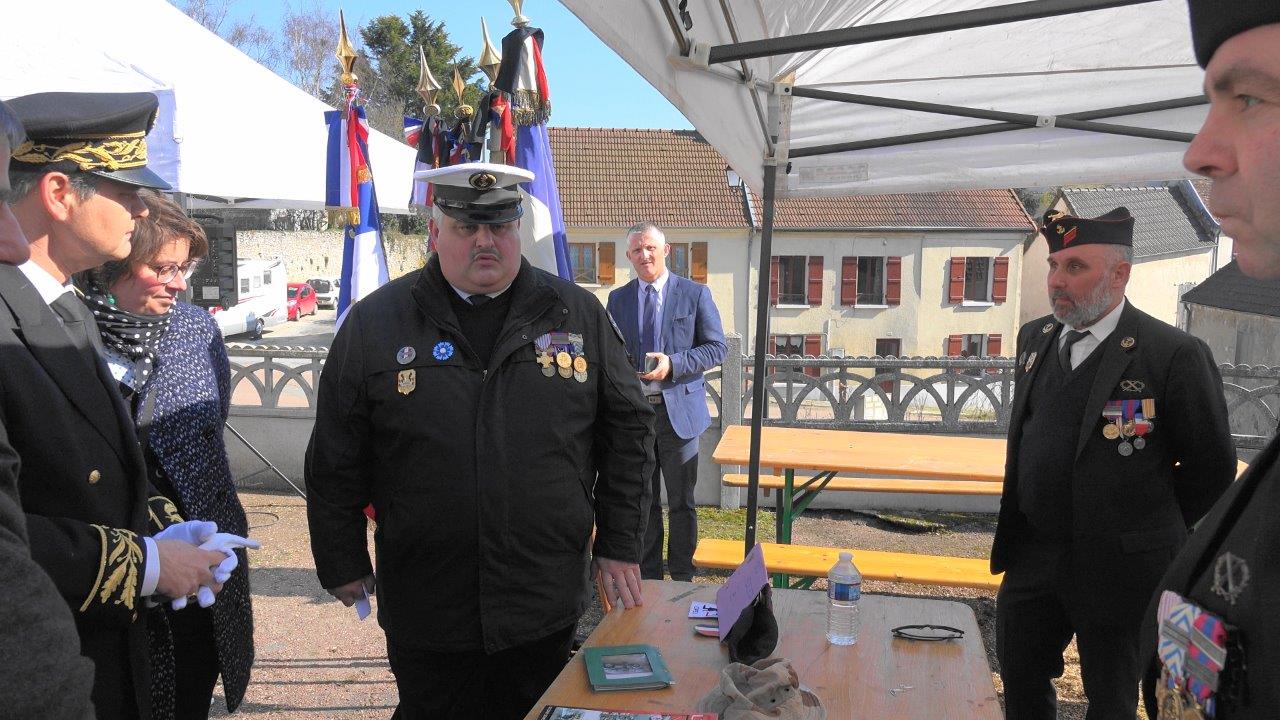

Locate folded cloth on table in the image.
[697,657,826,720]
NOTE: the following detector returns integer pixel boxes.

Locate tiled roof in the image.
[549,128,748,228]
[548,127,1035,232]
[754,189,1033,230]
[1182,261,1280,317]
[1061,185,1219,260]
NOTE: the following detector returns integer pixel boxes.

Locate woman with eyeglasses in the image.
[76,190,254,719]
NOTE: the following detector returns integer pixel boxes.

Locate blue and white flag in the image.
[325,101,389,329]
[497,24,571,280]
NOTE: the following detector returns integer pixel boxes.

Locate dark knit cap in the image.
[1187,0,1280,67]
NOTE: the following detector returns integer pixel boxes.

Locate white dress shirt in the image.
[637,270,671,395]
[1058,298,1126,371]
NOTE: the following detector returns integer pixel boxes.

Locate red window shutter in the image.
[769,257,780,306]
[804,334,821,377]
[807,256,823,306]
[948,257,966,303]
[840,257,857,305]
[992,256,1010,303]
[691,242,708,284]
[597,242,615,285]
[946,334,963,357]
[986,333,1002,357]
[886,256,902,306]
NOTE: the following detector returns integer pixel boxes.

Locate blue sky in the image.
[220,0,692,130]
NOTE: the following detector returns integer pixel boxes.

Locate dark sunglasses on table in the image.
[149,260,201,283]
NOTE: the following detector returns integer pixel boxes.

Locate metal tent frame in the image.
[655,0,1203,552]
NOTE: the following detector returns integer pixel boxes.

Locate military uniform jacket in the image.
[991,302,1236,623]
[1140,432,1280,718]
[306,256,655,653]
[0,262,166,717]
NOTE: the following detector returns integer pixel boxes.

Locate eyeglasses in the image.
[149,260,201,284]
[890,624,965,641]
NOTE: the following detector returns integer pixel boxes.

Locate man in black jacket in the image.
[992,207,1236,718]
[306,162,655,720]
[1140,5,1280,717]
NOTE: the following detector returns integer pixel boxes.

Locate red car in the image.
[287,282,317,321]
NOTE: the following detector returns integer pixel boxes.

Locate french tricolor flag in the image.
[325,103,389,330]
[496,24,571,280]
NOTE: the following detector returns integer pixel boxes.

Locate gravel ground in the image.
[214,491,1111,719]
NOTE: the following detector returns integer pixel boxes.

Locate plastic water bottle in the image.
[826,551,861,645]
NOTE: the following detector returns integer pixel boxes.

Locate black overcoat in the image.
[992,302,1237,624]
[306,257,655,653]
[0,262,161,718]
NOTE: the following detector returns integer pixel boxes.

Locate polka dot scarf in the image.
[80,291,172,390]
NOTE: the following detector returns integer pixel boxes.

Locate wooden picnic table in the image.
[712,426,1007,548]
[523,579,1001,720]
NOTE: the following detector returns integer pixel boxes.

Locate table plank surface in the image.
[713,425,1008,482]
[524,580,1001,719]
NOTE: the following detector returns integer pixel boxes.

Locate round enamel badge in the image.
[396,346,416,364]
[432,341,455,361]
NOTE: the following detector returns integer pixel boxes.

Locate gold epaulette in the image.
[81,525,143,619]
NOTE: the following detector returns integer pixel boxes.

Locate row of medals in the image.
[1103,399,1155,456]
[539,349,588,382]
[1155,675,1209,720]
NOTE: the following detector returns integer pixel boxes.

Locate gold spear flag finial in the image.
[508,0,530,27]
[452,67,473,120]
[336,9,359,85]
[479,18,503,85]
[416,45,442,115]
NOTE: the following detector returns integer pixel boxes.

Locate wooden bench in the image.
[722,473,1003,496]
[693,539,1002,591]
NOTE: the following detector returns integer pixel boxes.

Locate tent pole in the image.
[789,87,1195,144]
[708,0,1159,64]
[744,160,778,554]
[787,96,1208,157]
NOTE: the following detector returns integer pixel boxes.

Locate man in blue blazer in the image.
[607,222,726,581]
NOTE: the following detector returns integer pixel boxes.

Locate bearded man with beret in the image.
[992,207,1236,719]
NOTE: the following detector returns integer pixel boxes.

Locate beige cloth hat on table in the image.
[696,657,826,720]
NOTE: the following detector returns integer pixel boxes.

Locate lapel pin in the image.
[432,341,455,361]
[396,346,416,364]
[1120,336,1135,349]
[1025,351,1037,372]
[1041,323,1054,334]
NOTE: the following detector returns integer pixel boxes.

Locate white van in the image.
[305,276,341,309]
[210,258,288,339]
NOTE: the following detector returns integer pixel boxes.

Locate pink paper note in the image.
[716,543,768,641]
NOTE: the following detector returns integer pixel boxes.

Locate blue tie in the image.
[640,284,657,371]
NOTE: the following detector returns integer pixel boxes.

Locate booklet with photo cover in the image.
[536,707,716,720]
[580,644,675,692]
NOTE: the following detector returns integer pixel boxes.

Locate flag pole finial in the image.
[416,45,442,116]
[479,18,503,85]
[508,0,530,28]
[452,67,473,120]
[336,9,359,86]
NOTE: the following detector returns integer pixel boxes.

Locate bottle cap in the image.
[839,552,852,562]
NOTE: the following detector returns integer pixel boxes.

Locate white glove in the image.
[200,533,262,584]
[153,519,217,546]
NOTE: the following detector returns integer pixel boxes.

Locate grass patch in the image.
[696,507,777,544]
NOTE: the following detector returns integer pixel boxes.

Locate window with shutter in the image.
[668,242,691,279]
[985,333,1003,375]
[992,256,1009,303]
[775,256,806,305]
[946,334,963,357]
[692,242,708,284]
[886,256,902,306]
[840,257,857,305]
[769,257,781,305]
[807,257,823,306]
[948,257,966,303]
[570,243,598,284]
[964,258,992,302]
[856,257,885,305]
[597,242,615,285]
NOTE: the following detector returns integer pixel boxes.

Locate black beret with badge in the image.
[1041,206,1134,254]
[6,91,170,190]
[1187,0,1280,68]
[414,162,534,225]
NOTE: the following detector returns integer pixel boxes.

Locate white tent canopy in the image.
[1,0,416,213]
[559,0,1206,198]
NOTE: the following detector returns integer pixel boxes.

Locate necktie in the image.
[468,294,491,307]
[639,284,657,371]
[51,292,94,353]
[1058,329,1089,372]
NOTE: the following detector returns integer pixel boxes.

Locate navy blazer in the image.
[139,302,254,713]
[607,273,726,439]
